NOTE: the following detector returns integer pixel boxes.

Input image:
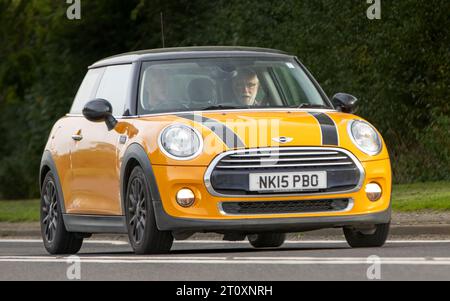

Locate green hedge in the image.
[0,0,448,199]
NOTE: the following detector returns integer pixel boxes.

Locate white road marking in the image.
[0,239,128,245]
[175,240,450,244]
[0,255,228,260]
[0,255,449,265]
[0,239,449,265]
[1,239,450,244]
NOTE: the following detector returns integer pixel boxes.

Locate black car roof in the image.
[89,46,293,68]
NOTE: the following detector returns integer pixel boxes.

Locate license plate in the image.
[249,171,327,192]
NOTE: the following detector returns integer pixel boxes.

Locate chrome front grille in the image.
[215,149,354,170]
[204,147,365,197]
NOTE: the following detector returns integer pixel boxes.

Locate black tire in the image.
[248,233,286,248]
[125,166,173,254]
[40,172,83,254]
[344,223,390,248]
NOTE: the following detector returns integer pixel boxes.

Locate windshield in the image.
[138,57,330,114]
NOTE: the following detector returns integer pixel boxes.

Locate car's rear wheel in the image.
[344,223,390,248]
[248,233,286,248]
[125,166,173,254]
[40,172,83,254]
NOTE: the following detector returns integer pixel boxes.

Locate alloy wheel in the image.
[42,180,58,243]
[127,177,147,244]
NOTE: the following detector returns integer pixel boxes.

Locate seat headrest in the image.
[187,78,215,103]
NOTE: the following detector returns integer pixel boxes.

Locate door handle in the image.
[71,134,83,141]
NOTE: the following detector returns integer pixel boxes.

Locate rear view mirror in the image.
[331,93,358,113]
[82,98,117,131]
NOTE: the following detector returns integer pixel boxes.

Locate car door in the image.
[69,64,133,216]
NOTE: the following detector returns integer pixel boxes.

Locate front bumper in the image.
[154,201,391,232]
[152,158,391,222]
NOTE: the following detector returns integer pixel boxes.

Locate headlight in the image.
[348,120,382,155]
[159,124,203,160]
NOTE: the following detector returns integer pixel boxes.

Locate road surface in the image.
[0,238,449,281]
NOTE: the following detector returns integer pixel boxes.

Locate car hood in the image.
[145,109,389,165]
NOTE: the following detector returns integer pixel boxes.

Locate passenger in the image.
[143,68,169,110]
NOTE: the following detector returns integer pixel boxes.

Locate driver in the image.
[232,68,260,106]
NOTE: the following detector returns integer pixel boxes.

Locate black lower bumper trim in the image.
[221,198,350,214]
[153,202,391,233]
[63,214,127,233]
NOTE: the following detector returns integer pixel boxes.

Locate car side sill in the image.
[63,214,127,233]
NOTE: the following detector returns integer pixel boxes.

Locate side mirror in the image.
[331,93,358,113]
[82,99,117,131]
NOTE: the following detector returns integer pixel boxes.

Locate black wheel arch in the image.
[40,150,66,213]
[120,143,163,216]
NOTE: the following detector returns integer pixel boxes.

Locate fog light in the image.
[365,183,382,202]
[176,188,195,207]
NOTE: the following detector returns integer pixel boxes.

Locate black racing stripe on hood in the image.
[309,112,339,146]
[176,113,245,149]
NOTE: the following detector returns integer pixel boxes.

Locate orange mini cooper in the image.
[39,47,391,254]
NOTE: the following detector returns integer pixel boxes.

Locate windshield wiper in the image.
[198,104,249,111]
[293,103,331,109]
[198,103,331,111]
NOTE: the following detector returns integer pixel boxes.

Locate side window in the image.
[70,68,104,114]
[96,64,132,116]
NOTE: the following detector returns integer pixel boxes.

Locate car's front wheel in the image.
[248,233,286,248]
[125,166,173,254]
[40,172,83,254]
[344,223,390,248]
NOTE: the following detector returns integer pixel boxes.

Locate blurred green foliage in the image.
[0,0,449,199]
